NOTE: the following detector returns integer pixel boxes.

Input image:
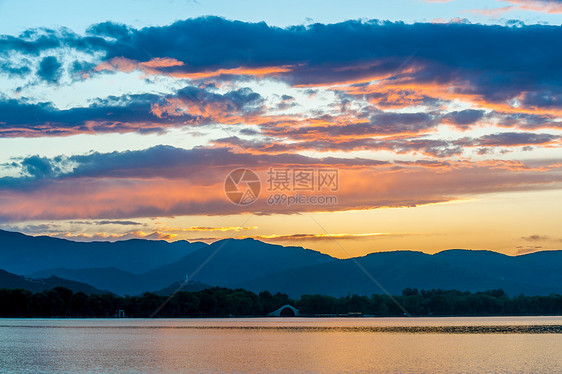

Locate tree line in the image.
[0,286,561,317]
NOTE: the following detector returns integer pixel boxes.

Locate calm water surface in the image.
[1,317,561,373]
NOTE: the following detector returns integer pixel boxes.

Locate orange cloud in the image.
[340,77,562,121]
[475,159,546,171]
[293,71,398,88]
[140,58,185,68]
[170,65,293,79]
[1,159,560,222]
[159,226,258,232]
[95,57,292,79]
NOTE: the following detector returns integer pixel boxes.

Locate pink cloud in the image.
[503,0,562,13]
[0,157,560,222]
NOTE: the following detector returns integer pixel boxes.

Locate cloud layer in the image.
[1,17,561,226]
[1,145,561,221]
[1,18,562,137]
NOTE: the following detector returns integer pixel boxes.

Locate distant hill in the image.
[143,238,336,287]
[31,267,146,295]
[5,230,562,297]
[237,249,562,297]
[0,229,207,274]
[0,269,110,295]
[33,238,337,295]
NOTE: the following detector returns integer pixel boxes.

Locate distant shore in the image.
[2,286,562,319]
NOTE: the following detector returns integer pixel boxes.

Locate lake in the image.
[1,317,561,373]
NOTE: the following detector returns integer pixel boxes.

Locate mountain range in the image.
[0,229,206,274]
[0,269,109,295]
[1,229,561,297]
[31,238,335,295]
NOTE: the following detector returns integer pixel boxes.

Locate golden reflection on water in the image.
[1,317,561,373]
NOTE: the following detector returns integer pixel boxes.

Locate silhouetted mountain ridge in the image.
[0,229,206,274]
[0,269,110,295]
[33,237,336,295]
[4,230,562,297]
[239,249,562,297]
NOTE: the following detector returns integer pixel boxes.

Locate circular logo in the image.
[224,168,261,205]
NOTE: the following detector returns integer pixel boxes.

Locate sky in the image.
[0,0,561,258]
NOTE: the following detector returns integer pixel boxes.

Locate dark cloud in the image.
[95,220,143,226]
[392,139,463,157]
[214,135,463,158]
[0,84,263,137]
[522,234,549,241]
[0,145,391,189]
[0,95,166,136]
[0,223,60,234]
[239,128,260,135]
[444,109,486,128]
[102,18,561,104]
[496,112,562,130]
[369,111,438,134]
[69,60,97,79]
[2,18,562,108]
[0,60,31,77]
[276,94,297,110]
[174,86,264,114]
[21,155,58,178]
[86,22,132,40]
[255,110,440,139]
[68,220,142,226]
[474,132,559,146]
[452,132,560,150]
[366,90,441,109]
[0,28,66,56]
[521,91,562,108]
[394,160,452,168]
[37,56,62,83]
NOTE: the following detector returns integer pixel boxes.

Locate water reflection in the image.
[1,317,561,373]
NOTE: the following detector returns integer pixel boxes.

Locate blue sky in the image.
[1,0,561,36]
